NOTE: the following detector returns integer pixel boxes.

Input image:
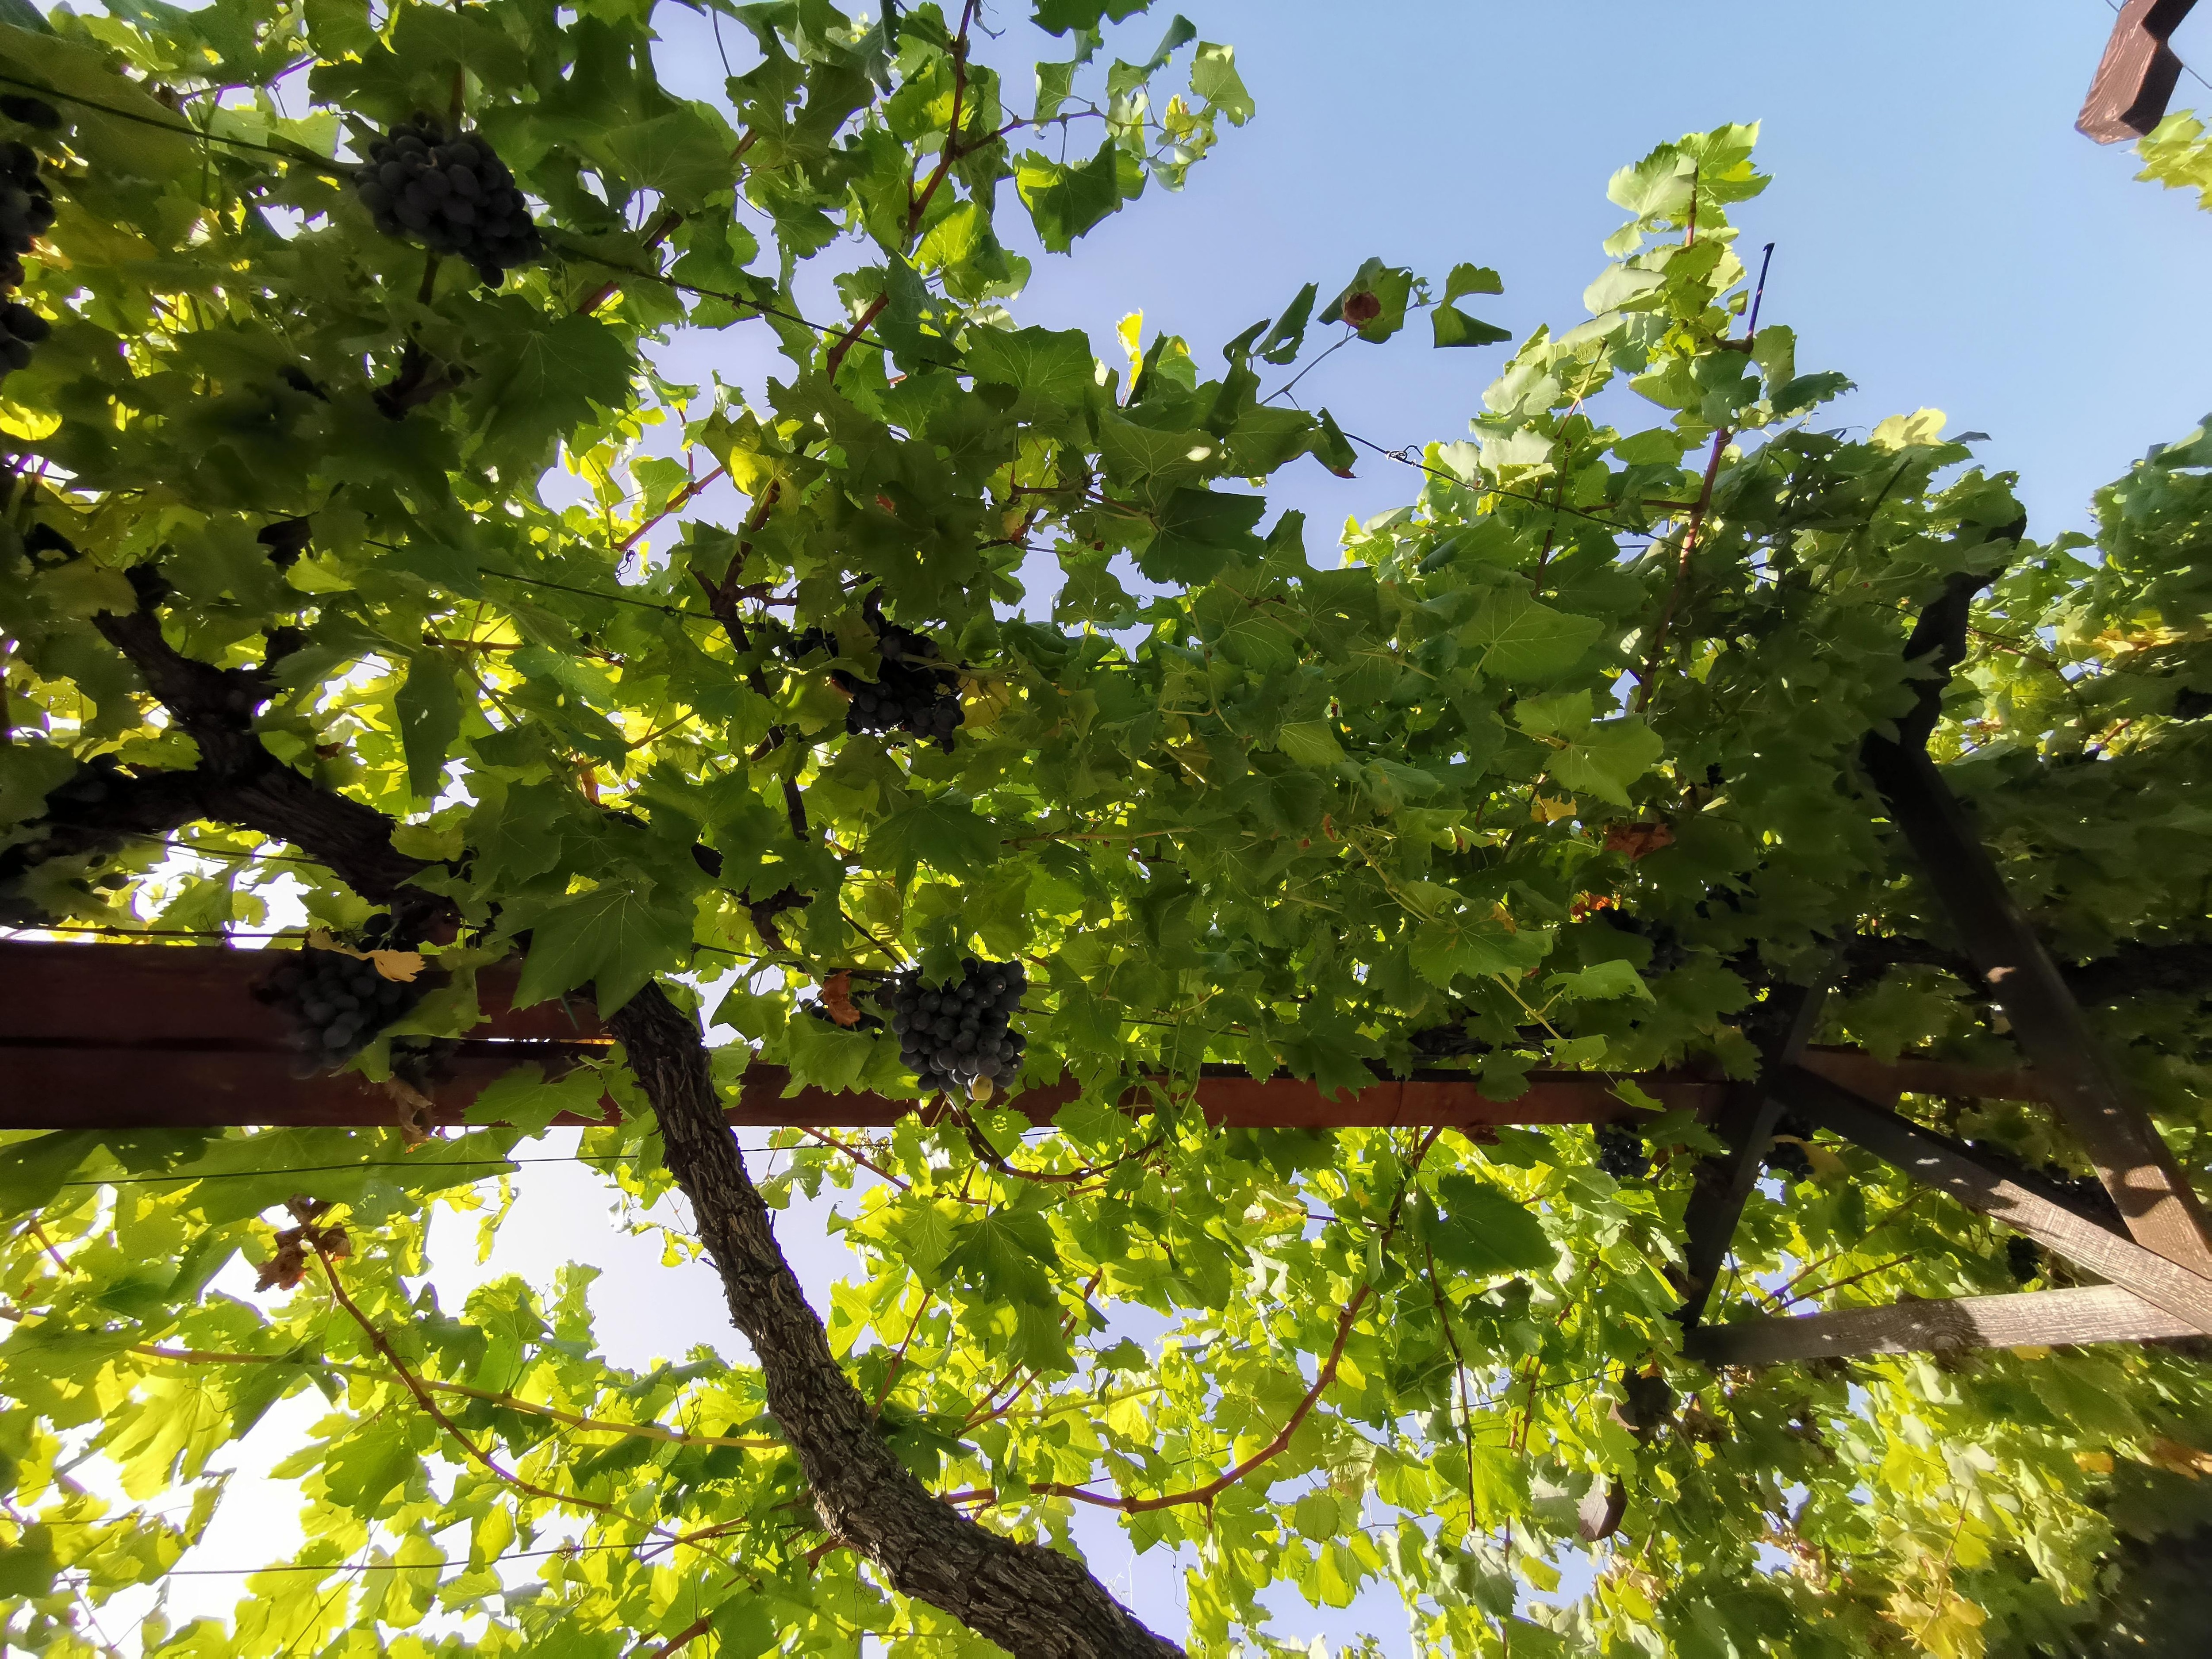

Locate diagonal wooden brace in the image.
[1773,1064,2212,1338]
[1673,976,1830,1329]
[1864,722,2212,1278]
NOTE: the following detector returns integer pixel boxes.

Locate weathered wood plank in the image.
[1686,1284,2198,1366]
[1776,1064,2212,1338]
[1797,1045,2047,1106]
[2078,0,2199,143]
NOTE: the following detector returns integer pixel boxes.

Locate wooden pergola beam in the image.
[2079,0,2200,144]
[1686,1284,2198,1367]
[0,941,2051,1134]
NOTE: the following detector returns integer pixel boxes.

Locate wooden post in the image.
[2078,0,2200,143]
[1673,976,1828,1329]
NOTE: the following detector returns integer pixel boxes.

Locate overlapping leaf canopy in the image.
[2,3,2210,1655]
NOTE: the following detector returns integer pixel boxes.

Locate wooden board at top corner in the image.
[0,939,2045,1134]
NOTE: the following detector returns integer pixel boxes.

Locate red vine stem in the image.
[311,1242,622,1517]
[904,0,979,246]
[959,1128,1445,1514]
[824,292,890,383]
[618,461,728,554]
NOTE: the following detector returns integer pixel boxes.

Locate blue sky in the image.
[650,0,2212,553]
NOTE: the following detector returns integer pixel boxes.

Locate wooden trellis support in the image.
[2,938,2039,1137]
[2079,0,2200,143]
[1678,578,2212,1366]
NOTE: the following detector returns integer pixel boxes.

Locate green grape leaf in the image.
[511,881,695,1014]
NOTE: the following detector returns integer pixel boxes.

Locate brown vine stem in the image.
[871,1288,937,1417]
[970,1129,1445,1514]
[964,1267,1107,1432]
[1423,1240,1479,1534]
[1632,240,1775,711]
[904,0,979,248]
[795,1126,914,1192]
[687,481,810,843]
[824,292,891,383]
[0,1305,779,1451]
[25,1222,70,1276]
[576,133,756,316]
[1774,1252,1918,1313]
[1631,423,1731,712]
[619,461,728,555]
[645,1612,716,1659]
[311,1242,622,1517]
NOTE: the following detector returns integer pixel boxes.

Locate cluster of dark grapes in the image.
[0,133,52,373]
[257,929,429,1076]
[1594,1123,1651,1180]
[2005,1234,2044,1285]
[1763,1141,1814,1181]
[0,95,61,132]
[257,515,314,569]
[1762,1112,1816,1181]
[0,295,48,376]
[0,138,52,292]
[797,621,964,752]
[351,116,541,285]
[889,957,1027,1099]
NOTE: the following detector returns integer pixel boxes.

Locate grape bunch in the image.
[2005,1234,2043,1285]
[889,957,1028,1100]
[256,933,430,1075]
[1763,1138,1814,1182]
[0,95,61,132]
[351,116,542,285]
[1594,1123,1651,1181]
[797,620,965,751]
[257,515,314,569]
[0,140,52,290]
[0,294,48,377]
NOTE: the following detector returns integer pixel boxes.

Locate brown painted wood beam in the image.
[0,1045,1730,1133]
[1685,1283,2198,1367]
[1,941,2051,1134]
[2079,0,2200,143]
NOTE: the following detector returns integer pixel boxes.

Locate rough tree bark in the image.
[22,592,1189,1659]
[613,984,1184,1659]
